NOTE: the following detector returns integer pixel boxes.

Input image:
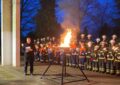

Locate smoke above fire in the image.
[57,0,81,31]
[56,0,120,39]
[56,0,81,42]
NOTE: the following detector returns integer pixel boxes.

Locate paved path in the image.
[0,64,120,85]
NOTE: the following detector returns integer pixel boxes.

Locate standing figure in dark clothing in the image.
[22,37,34,75]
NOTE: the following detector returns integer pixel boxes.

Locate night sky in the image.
[20,0,120,39]
[0,0,120,39]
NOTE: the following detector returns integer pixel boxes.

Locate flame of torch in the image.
[60,29,72,47]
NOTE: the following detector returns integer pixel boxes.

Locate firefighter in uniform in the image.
[54,45,61,64]
[41,45,48,62]
[79,42,86,69]
[47,44,54,62]
[78,33,86,68]
[71,41,77,67]
[98,41,107,73]
[114,43,120,75]
[65,47,72,66]
[85,34,93,70]
[75,48,80,68]
[39,44,44,62]
[92,38,100,72]
[34,44,40,61]
[106,40,116,74]
[86,41,94,70]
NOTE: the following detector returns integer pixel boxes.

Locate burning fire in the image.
[60,29,72,47]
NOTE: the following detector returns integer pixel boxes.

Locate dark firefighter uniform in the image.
[40,46,48,62]
[106,50,115,74]
[86,41,94,70]
[92,38,101,72]
[92,45,100,72]
[34,44,40,61]
[98,43,107,73]
[66,48,72,66]
[79,42,86,70]
[106,40,117,74]
[71,42,77,67]
[47,45,53,62]
[71,48,79,67]
[114,46,120,75]
[78,34,86,68]
[54,47,61,64]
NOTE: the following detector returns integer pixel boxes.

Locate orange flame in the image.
[60,29,72,47]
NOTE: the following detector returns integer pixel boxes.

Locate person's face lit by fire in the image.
[112,34,117,40]
[81,34,85,39]
[102,35,107,41]
[96,38,100,43]
[26,37,31,44]
[87,34,92,40]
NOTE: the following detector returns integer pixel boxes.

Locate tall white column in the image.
[1,0,20,66]
[12,0,20,67]
[1,0,12,65]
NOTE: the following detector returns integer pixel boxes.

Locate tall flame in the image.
[60,29,72,47]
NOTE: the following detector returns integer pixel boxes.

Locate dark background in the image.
[20,0,120,41]
[0,0,120,43]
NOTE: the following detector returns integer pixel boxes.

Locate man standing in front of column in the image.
[22,37,34,76]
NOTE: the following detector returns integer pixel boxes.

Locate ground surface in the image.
[0,62,120,85]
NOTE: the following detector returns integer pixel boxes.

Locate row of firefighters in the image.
[22,34,120,75]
